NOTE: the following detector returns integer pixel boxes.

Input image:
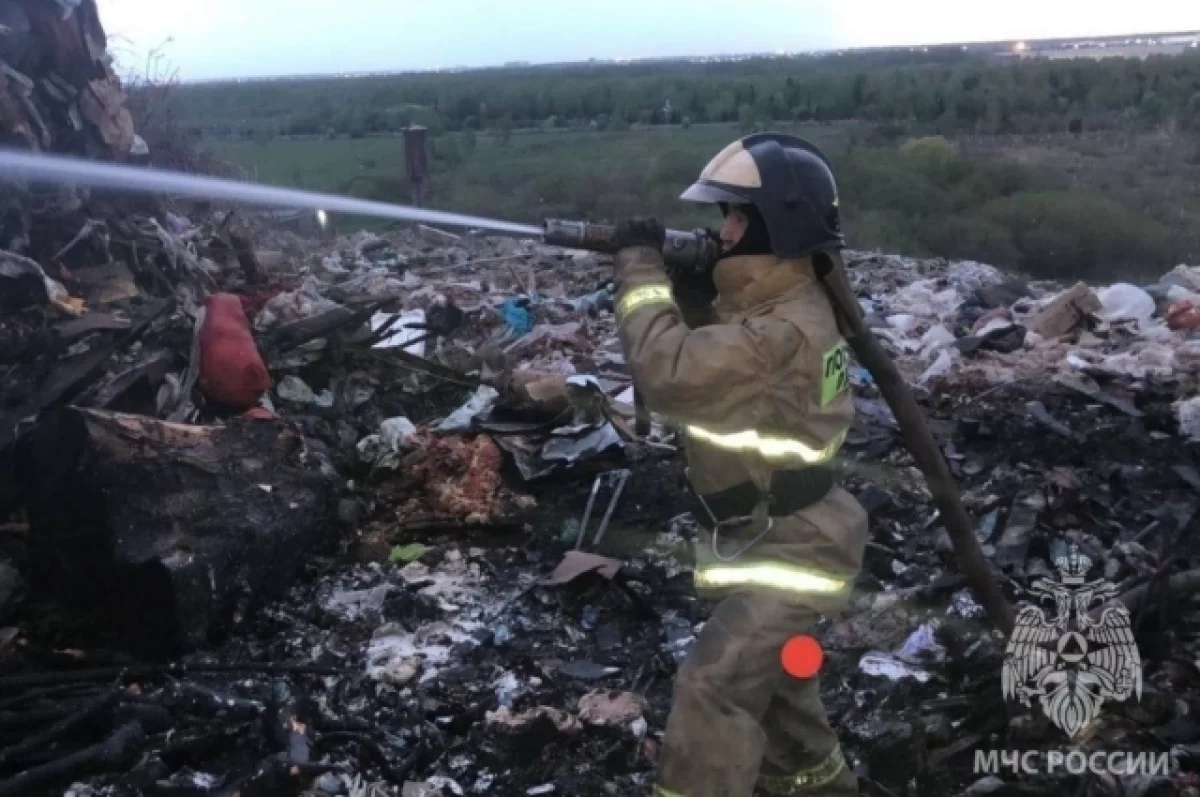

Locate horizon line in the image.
[168,27,1200,86]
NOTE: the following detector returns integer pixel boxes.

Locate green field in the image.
[171,44,1200,281]
[213,125,850,230]
[212,125,1200,281]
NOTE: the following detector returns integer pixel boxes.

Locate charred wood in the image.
[20,408,338,658]
[0,720,145,797]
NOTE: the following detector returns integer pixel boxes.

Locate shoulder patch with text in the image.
[820,342,850,407]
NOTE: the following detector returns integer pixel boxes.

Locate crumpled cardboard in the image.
[1024,282,1100,338]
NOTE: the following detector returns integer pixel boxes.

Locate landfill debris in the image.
[560,660,621,680]
[570,469,632,550]
[24,408,338,656]
[543,423,624,463]
[365,623,425,685]
[896,623,947,664]
[394,432,506,521]
[322,584,392,622]
[541,551,623,585]
[402,783,445,797]
[1,12,1199,791]
[513,369,571,415]
[1025,282,1101,338]
[357,416,419,469]
[966,776,1007,795]
[0,250,84,315]
[256,278,341,330]
[276,374,317,404]
[437,386,500,432]
[501,297,535,336]
[390,543,430,563]
[486,706,583,735]
[891,280,962,319]
[578,690,646,727]
[1025,400,1072,437]
[77,261,140,305]
[1167,300,1200,331]
[1177,397,1200,441]
[857,651,934,683]
[370,309,429,355]
[1098,283,1156,328]
[918,350,954,384]
[2,234,1199,797]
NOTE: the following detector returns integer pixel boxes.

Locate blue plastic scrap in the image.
[501,297,534,336]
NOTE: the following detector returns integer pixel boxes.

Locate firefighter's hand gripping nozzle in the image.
[542,219,722,276]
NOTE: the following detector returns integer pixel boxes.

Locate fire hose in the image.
[0,149,1014,634]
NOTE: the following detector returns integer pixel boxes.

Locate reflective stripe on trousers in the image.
[694,562,848,595]
[758,745,849,795]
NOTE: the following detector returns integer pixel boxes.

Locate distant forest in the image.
[168,49,1200,139]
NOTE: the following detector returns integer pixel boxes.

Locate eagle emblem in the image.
[1001,543,1142,739]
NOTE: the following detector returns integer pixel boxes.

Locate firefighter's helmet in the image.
[680,133,844,259]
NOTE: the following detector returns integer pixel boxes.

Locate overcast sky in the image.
[95,0,1199,82]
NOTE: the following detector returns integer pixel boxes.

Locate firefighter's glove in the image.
[666,227,718,304]
[613,217,666,251]
[671,267,718,306]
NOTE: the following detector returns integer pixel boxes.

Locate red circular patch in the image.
[781,635,824,679]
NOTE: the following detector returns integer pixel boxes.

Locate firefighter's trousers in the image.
[654,492,865,797]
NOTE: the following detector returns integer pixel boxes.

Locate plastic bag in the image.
[198,293,270,409]
[1097,283,1155,328]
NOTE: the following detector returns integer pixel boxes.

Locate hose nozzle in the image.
[542,219,721,274]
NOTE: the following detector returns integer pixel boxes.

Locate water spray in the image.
[0,148,543,238]
[0,149,720,272]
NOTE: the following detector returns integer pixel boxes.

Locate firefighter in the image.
[610,133,868,797]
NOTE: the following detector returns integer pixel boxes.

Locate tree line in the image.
[166,50,1200,140]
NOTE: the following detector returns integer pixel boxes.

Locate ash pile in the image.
[2,7,1200,797]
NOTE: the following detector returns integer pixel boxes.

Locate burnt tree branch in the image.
[0,720,145,797]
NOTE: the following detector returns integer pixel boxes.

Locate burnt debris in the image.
[2,3,1200,796]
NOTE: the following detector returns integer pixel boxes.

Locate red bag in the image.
[198,293,270,409]
[1167,301,1200,331]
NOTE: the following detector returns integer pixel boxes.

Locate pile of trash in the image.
[855,253,1200,428]
[0,0,141,160]
[1,11,1200,790]
[2,200,1200,795]
[0,146,677,792]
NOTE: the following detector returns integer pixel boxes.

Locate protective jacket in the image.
[614,244,867,797]
[615,245,867,592]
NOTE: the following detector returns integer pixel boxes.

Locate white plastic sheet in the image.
[1097,283,1155,328]
[896,623,947,663]
[920,325,956,357]
[436,386,500,432]
[1177,396,1200,440]
[322,584,391,622]
[370,309,428,356]
[891,279,962,319]
[918,350,954,384]
[858,651,932,683]
[886,314,920,332]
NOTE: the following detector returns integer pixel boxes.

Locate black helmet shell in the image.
[680,132,844,259]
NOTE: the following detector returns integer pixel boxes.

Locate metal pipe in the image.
[592,470,631,547]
